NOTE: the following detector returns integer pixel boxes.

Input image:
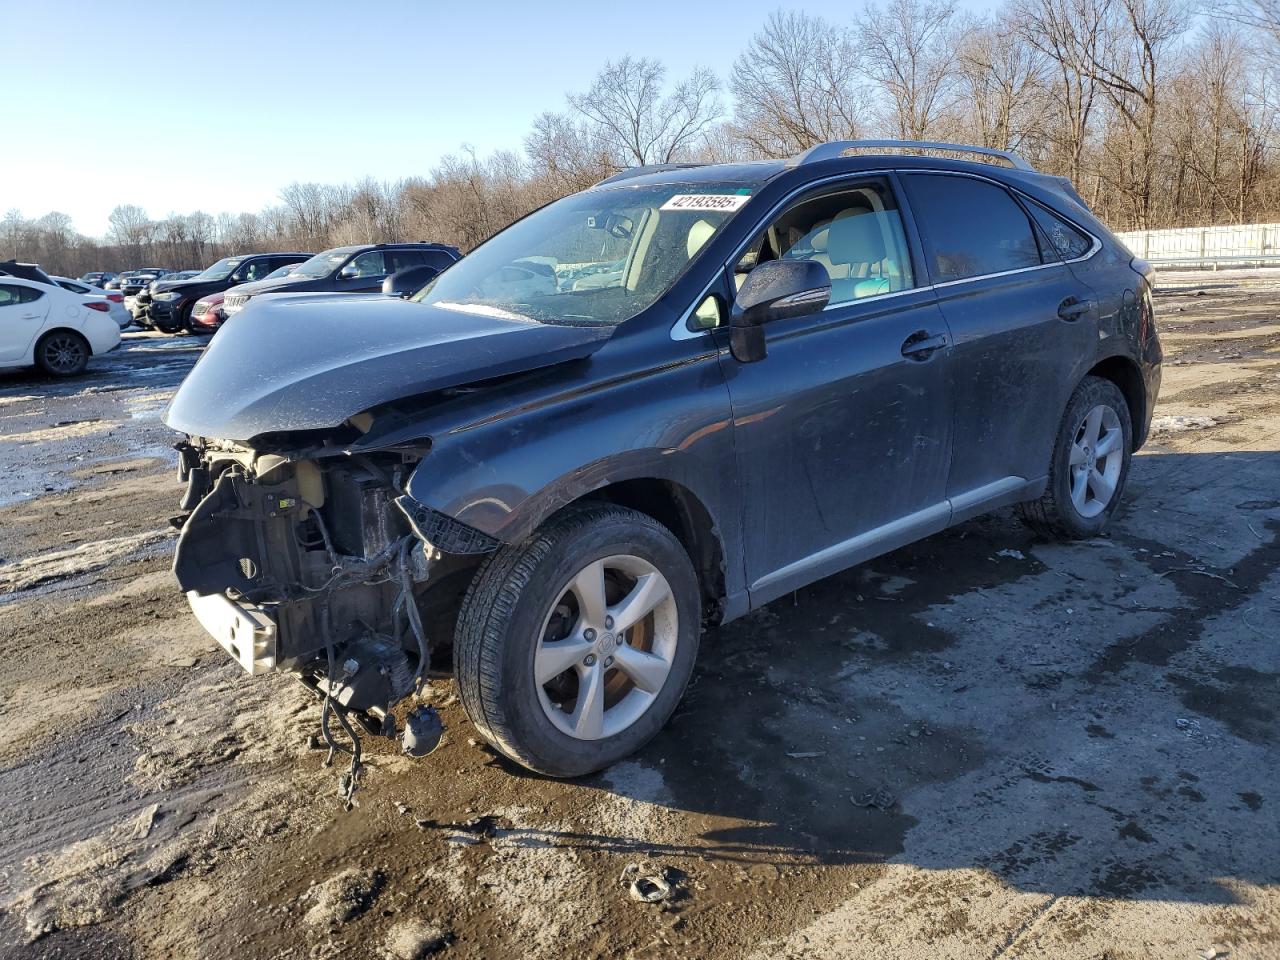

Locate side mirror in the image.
[338,264,359,280]
[729,259,831,363]
[382,264,439,299]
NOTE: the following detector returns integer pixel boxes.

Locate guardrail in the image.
[1117,223,1280,271]
[1146,253,1280,271]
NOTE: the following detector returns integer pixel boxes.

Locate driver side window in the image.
[733,178,915,309]
[346,251,386,278]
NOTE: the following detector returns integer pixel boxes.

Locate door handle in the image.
[1058,297,1094,321]
[901,330,948,360]
[20,312,40,319]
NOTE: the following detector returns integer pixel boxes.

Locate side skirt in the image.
[741,476,1045,614]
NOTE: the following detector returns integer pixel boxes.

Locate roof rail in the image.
[787,139,1034,171]
[594,163,706,186]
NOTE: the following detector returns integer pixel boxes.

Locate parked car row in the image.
[0,237,464,377]
[134,242,460,333]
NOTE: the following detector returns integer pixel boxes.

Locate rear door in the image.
[0,283,51,361]
[901,172,1097,514]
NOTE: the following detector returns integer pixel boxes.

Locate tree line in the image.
[6,0,1279,277]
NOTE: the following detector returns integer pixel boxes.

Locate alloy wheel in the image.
[1069,403,1123,518]
[42,334,85,374]
[534,554,679,741]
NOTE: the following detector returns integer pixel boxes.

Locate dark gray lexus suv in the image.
[165,140,1161,781]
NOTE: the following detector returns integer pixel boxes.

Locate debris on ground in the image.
[383,919,452,959]
[302,868,384,927]
[852,788,898,811]
[785,751,825,759]
[1151,414,1219,433]
[1198,945,1231,960]
[995,549,1026,560]
[620,862,675,903]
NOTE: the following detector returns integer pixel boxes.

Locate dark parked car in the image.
[220,242,460,320]
[120,269,170,298]
[166,140,1161,781]
[142,253,310,332]
[80,271,120,287]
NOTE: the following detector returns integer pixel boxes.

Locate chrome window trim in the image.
[670,167,1102,341]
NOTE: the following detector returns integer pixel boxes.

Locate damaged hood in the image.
[164,295,614,441]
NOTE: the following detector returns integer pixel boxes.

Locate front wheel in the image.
[35,330,90,377]
[1020,375,1132,539]
[454,504,701,778]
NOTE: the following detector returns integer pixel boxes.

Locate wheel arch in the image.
[1086,353,1146,448]
[577,477,728,622]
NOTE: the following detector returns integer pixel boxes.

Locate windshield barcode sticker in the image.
[660,194,751,212]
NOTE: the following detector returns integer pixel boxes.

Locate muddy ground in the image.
[1,274,1277,960]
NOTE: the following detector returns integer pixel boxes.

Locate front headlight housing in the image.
[155,291,181,302]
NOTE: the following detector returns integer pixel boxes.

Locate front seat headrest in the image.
[687,219,716,259]
[827,211,886,266]
[810,219,832,253]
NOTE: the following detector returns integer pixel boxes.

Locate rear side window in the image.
[424,250,457,270]
[0,284,44,305]
[904,174,1042,282]
[1026,202,1094,260]
[387,250,426,272]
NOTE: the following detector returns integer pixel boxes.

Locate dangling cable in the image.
[320,620,363,810]
[397,537,431,694]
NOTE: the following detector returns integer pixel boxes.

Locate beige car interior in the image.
[733,184,914,306]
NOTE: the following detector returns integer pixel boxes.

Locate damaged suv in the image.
[166,140,1161,778]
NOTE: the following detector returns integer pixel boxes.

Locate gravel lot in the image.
[1,275,1277,960]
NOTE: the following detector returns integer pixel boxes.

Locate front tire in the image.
[1020,375,1132,539]
[35,330,90,377]
[455,504,701,778]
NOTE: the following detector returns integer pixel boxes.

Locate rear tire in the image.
[34,330,90,377]
[1020,375,1132,539]
[455,504,701,778]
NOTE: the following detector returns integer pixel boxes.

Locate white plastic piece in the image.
[186,590,278,675]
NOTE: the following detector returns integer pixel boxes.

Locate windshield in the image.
[292,249,353,279]
[194,258,243,281]
[414,183,752,325]
[264,263,297,280]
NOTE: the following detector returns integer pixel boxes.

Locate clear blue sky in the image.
[4,0,997,237]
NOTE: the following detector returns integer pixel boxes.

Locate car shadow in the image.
[493,449,1280,904]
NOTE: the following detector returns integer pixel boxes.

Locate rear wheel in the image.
[1020,376,1132,539]
[455,504,701,777]
[35,330,90,377]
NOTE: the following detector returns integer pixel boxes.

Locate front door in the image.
[721,176,954,608]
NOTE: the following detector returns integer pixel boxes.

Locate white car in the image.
[52,276,133,329]
[0,276,121,376]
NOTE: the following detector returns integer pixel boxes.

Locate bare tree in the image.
[1014,0,1104,185]
[730,10,866,157]
[857,0,962,140]
[957,17,1049,151]
[567,56,722,168]
[525,111,612,191]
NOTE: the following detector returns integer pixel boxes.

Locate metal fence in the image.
[1114,223,1280,269]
